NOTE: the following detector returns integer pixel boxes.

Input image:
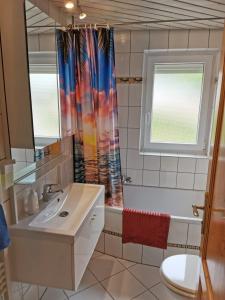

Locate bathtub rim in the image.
[105,205,202,225]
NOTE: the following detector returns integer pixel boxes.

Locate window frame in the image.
[140,49,219,156]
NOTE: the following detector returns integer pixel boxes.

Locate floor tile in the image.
[102,270,146,300]
[38,286,47,298]
[23,285,39,300]
[92,251,104,258]
[64,270,97,297]
[151,283,190,300]
[41,287,67,300]
[69,283,113,300]
[88,254,125,281]
[117,258,136,268]
[128,264,161,289]
[133,290,157,299]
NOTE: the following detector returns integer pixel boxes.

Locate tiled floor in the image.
[37,252,190,300]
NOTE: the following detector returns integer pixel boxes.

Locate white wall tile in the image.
[119,128,128,149]
[143,170,159,187]
[188,30,209,48]
[142,246,163,267]
[195,158,209,174]
[187,224,201,246]
[118,107,128,127]
[127,169,143,185]
[169,30,189,49]
[105,234,122,258]
[116,53,130,77]
[194,173,207,191]
[177,173,194,190]
[128,107,141,128]
[28,35,39,52]
[186,249,200,256]
[105,210,122,234]
[25,149,35,163]
[130,53,144,77]
[127,149,143,170]
[150,30,169,49]
[144,156,160,171]
[129,84,142,106]
[117,84,129,106]
[115,31,131,53]
[39,34,56,51]
[178,157,196,173]
[160,157,178,172]
[164,246,186,259]
[131,31,149,52]
[123,243,142,263]
[11,148,26,162]
[160,172,177,188]
[128,129,139,149]
[120,149,127,169]
[168,221,188,244]
[209,29,223,48]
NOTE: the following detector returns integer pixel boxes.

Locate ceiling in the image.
[26,0,225,32]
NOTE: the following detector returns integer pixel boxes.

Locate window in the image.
[29,53,60,139]
[140,50,218,156]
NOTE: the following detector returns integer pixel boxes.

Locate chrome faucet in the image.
[42,184,63,202]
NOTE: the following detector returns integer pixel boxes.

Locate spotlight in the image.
[65,1,74,9]
[79,11,87,20]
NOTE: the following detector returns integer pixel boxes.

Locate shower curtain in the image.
[57,28,123,207]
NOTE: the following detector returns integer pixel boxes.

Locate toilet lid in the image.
[160,254,200,295]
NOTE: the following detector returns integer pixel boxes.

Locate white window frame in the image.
[140,49,219,156]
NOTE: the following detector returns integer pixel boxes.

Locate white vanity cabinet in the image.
[9,183,105,291]
[74,194,104,289]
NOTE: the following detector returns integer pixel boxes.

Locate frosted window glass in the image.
[151,63,204,144]
[29,73,60,138]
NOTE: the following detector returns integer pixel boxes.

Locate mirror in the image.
[9,0,63,179]
[26,0,61,149]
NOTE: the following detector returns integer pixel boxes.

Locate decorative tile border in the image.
[103,229,200,251]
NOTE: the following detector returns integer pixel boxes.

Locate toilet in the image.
[160,254,201,299]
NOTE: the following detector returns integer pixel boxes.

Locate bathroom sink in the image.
[9,183,105,291]
[26,183,104,234]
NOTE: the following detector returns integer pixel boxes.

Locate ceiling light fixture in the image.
[79,11,87,20]
[65,1,74,9]
[77,0,87,20]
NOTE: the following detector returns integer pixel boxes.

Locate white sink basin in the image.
[23,183,104,235]
[29,187,70,226]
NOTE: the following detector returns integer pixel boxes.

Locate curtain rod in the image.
[26,16,225,29]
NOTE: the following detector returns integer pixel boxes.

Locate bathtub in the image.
[96,185,204,267]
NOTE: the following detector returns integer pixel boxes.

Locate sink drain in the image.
[59,211,69,217]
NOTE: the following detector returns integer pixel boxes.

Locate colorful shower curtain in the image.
[57,28,123,207]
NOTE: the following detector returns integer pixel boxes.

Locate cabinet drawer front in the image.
[74,193,104,289]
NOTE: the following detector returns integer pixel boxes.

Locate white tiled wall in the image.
[116,29,223,191]
[101,208,202,267]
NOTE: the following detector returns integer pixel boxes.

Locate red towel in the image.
[122,208,171,249]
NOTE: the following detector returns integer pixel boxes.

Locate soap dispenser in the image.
[24,189,39,215]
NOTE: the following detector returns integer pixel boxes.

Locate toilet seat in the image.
[160,254,200,299]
